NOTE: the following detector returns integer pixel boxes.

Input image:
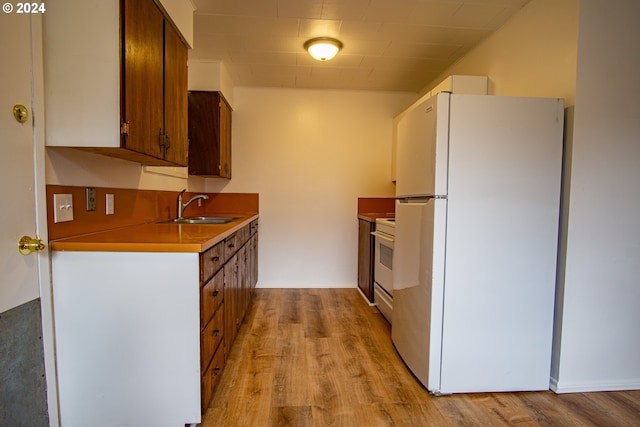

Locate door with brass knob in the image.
[1,11,56,427]
[1,11,43,312]
[18,235,46,255]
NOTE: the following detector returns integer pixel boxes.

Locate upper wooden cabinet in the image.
[188,91,232,178]
[44,0,189,166]
[163,21,189,165]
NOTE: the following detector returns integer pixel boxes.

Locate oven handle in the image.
[371,231,395,243]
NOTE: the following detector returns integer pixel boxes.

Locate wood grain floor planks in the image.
[200,288,640,427]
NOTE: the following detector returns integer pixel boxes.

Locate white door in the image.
[0,12,58,425]
[0,3,40,312]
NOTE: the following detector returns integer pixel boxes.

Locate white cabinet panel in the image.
[52,251,201,426]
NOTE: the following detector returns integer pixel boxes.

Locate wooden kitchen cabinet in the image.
[123,0,188,165]
[200,221,258,411]
[223,253,238,358]
[188,91,233,177]
[200,268,224,410]
[358,218,375,303]
[44,0,189,166]
[50,216,258,423]
[162,20,189,165]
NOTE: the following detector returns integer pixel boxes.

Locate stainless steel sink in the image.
[167,216,239,225]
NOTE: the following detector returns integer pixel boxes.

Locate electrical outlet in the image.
[106,194,115,215]
[53,194,74,223]
[86,187,97,211]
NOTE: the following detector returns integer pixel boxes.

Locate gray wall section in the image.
[0,298,49,426]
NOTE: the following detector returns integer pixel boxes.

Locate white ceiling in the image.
[190,0,530,93]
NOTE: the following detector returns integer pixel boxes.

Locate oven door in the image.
[372,231,394,296]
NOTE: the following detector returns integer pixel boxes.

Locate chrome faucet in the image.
[177,189,209,219]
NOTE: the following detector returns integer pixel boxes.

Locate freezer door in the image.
[391,198,447,393]
[395,93,450,198]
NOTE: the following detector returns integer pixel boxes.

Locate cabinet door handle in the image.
[212,290,219,297]
[212,329,220,337]
[212,256,220,262]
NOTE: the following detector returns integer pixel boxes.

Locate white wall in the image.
[422,0,578,106]
[188,60,235,106]
[205,87,415,288]
[551,0,640,392]
[45,148,205,192]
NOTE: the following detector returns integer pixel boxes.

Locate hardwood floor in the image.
[200,288,640,427]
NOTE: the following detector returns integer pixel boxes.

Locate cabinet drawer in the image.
[239,224,251,246]
[201,270,223,327]
[201,306,224,373]
[223,224,252,262]
[201,241,224,283]
[224,233,239,262]
[201,341,225,411]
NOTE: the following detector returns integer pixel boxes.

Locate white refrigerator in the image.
[392,93,564,394]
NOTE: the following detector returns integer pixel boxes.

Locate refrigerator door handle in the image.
[398,197,431,204]
[397,195,446,204]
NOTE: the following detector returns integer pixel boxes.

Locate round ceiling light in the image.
[304,37,343,62]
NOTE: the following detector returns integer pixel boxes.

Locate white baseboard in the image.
[356,286,376,306]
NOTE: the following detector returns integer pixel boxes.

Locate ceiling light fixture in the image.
[304,37,343,62]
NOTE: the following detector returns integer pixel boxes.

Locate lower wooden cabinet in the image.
[201,301,224,372]
[199,219,259,411]
[357,218,375,303]
[201,269,223,327]
[201,341,226,409]
[223,253,238,358]
[50,218,259,423]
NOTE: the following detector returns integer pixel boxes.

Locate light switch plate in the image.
[53,194,74,223]
[106,194,114,215]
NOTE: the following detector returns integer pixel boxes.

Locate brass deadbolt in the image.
[13,104,29,123]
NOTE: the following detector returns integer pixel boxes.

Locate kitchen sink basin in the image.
[167,216,239,225]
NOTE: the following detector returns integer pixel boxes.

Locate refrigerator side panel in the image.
[395,93,450,198]
[440,95,564,393]
[392,198,447,392]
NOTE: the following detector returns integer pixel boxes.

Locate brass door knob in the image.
[18,236,46,255]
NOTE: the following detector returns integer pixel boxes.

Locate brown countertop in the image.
[358,212,395,222]
[50,214,258,253]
